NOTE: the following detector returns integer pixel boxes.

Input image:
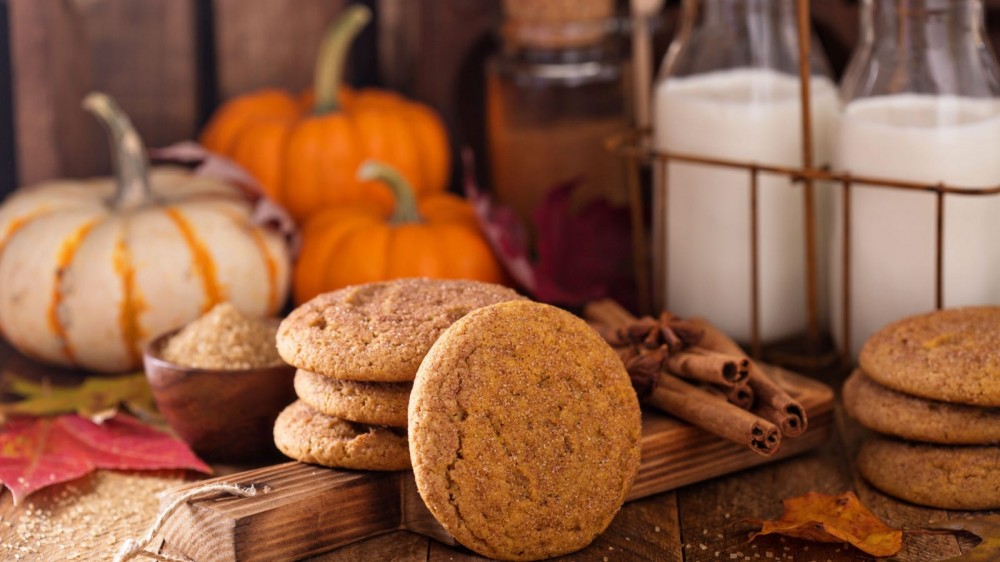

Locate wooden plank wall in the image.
[212,0,349,100]
[8,0,199,185]
[3,0,357,190]
[2,0,977,197]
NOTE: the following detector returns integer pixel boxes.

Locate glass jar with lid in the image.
[486,0,631,227]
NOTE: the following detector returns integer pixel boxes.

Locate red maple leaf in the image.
[0,413,212,504]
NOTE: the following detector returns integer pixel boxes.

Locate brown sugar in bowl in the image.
[143,324,296,462]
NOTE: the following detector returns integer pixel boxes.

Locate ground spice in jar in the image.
[161,303,282,369]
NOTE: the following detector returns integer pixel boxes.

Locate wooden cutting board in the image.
[157,368,834,562]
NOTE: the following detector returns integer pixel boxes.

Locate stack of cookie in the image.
[271,278,524,471]
[844,306,1000,510]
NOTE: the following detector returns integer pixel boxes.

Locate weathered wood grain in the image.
[377,0,500,157]
[158,368,833,561]
[676,422,858,561]
[8,0,198,184]
[308,531,429,562]
[211,0,348,101]
[159,463,411,562]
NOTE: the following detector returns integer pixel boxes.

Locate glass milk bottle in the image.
[652,0,838,343]
[832,0,1000,359]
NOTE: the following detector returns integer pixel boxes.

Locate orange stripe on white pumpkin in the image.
[0,210,48,253]
[48,219,99,362]
[0,213,43,342]
[112,235,146,365]
[164,207,225,312]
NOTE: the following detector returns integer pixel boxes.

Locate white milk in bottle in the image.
[832,95,1000,358]
[830,0,1000,358]
[653,69,838,342]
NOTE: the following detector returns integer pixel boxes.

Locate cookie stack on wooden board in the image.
[844,306,1000,510]
[272,278,524,471]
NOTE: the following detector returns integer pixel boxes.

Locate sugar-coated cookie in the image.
[843,370,1000,445]
[295,369,411,428]
[857,435,1000,510]
[859,306,1000,407]
[273,400,410,471]
[277,278,524,381]
[409,301,642,561]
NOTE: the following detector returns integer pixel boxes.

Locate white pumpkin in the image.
[0,93,291,373]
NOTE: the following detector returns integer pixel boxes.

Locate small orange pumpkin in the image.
[293,161,504,304]
[199,5,450,222]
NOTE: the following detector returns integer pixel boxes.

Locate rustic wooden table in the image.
[0,344,990,561]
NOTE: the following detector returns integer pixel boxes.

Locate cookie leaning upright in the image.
[409,300,642,561]
[276,278,525,382]
[859,306,1000,407]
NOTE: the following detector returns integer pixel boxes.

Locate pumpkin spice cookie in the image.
[843,370,1000,445]
[276,278,524,382]
[409,301,642,561]
[857,435,1000,510]
[273,400,410,471]
[859,306,1000,407]
[294,369,411,428]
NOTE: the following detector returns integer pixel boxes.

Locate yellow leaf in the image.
[0,372,157,422]
[748,491,902,557]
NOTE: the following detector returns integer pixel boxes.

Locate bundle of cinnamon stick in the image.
[584,299,807,457]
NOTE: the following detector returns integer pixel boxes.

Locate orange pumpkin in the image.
[199,5,450,222]
[293,161,504,304]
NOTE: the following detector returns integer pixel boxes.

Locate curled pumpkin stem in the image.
[82,92,151,211]
[357,161,423,224]
[314,4,372,114]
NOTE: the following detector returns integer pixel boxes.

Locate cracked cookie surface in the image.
[857,435,1000,510]
[295,368,411,427]
[273,400,410,470]
[844,369,1000,445]
[859,306,1000,406]
[409,301,642,561]
[277,278,524,382]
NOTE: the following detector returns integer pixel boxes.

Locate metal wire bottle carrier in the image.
[609,0,1000,364]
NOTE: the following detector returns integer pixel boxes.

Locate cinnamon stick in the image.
[687,317,808,437]
[651,375,781,457]
[698,381,754,410]
[584,299,782,455]
[584,300,640,333]
[725,382,754,410]
[664,347,749,386]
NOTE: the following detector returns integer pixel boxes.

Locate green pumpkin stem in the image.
[82,92,151,211]
[313,4,372,114]
[357,161,423,224]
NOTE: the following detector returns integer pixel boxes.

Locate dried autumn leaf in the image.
[926,515,1000,561]
[531,180,635,307]
[0,413,211,504]
[0,372,157,423]
[151,142,298,245]
[465,153,635,307]
[747,491,902,557]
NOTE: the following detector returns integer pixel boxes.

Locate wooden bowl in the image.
[143,325,296,462]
